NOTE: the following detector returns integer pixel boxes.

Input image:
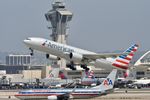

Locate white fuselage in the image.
[133,79,150,85]
[15,69,117,100]
[24,37,117,70]
[15,88,108,100]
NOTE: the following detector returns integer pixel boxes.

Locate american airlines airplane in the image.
[15,69,117,100]
[81,70,103,86]
[23,37,138,70]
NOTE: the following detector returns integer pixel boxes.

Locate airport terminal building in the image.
[0,51,149,84]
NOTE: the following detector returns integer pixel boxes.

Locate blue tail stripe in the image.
[126,50,131,52]
[125,44,137,53]
[119,55,127,59]
[134,44,138,47]
[119,44,138,60]
[129,48,134,51]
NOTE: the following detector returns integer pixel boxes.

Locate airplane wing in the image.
[56,86,76,99]
[138,64,150,67]
[83,52,129,60]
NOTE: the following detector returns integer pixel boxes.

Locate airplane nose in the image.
[23,38,31,45]
[23,40,29,44]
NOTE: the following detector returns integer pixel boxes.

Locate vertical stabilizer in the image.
[92,69,117,91]
[112,44,139,70]
[83,70,95,79]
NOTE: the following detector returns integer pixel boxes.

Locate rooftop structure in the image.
[134,51,150,66]
[6,54,31,66]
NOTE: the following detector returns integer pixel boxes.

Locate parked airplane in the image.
[133,78,150,85]
[80,70,103,86]
[23,37,138,70]
[15,69,117,100]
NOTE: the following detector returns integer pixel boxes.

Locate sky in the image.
[0,0,150,53]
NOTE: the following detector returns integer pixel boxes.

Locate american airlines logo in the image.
[42,41,74,53]
[103,78,113,86]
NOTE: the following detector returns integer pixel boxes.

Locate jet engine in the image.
[69,52,83,62]
[48,95,57,100]
[46,54,60,60]
[48,94,70,100]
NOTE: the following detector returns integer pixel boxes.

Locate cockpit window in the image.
[26,38,31,40]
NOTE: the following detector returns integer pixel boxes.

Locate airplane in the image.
[119,51,150,80]
[23,37,138,70]
[133,78,150,85]
[125,78,150,89]
[80,70,103,86]
[15,69,117,100]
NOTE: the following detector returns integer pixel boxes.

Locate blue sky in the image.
[0,0,149,52]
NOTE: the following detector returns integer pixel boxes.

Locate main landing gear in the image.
[81,64,89,71]
[66,62,89,71]
[66,61,76,70]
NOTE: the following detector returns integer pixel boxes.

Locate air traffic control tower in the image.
[45,1,73,68]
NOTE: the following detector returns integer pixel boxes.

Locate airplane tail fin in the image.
[81,70,96,85]
[92,69,117,91]
[83,70,95,79]
[123,69,130,78]
[112,44,139,70]
[59,70,67,79]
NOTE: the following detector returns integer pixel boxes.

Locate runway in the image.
[0,89,150,100]
[81,89,150,100]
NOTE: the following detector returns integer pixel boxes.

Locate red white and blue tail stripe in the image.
[112,44,139,70]
[85,70,95,79]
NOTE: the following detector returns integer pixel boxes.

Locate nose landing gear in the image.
[29,48,34,56]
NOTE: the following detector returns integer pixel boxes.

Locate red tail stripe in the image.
[112,63,128,70]
[116,59,129,65]
[132,48,137,52]
[128,53,134,56]
[125,57,132,61]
